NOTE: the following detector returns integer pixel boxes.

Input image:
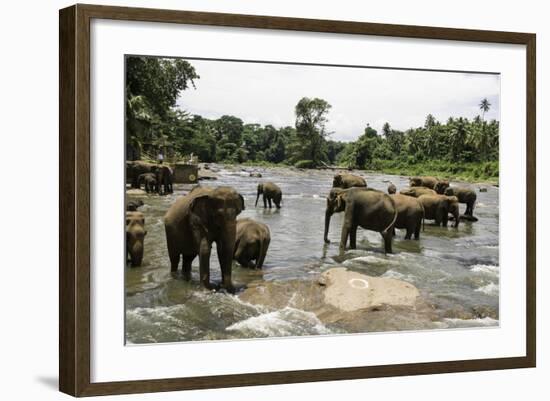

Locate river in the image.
[125,166,499,344]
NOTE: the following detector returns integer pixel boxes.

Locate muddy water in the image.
[125,166,499,344]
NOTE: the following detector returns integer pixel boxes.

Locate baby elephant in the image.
[126,211,147,267]
[255,182,282,208]
[234,218,271,269]
[138,173,157,193]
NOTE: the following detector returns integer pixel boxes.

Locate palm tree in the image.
[479,98,491,121]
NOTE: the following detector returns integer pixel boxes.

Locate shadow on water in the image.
[126,166,500,343]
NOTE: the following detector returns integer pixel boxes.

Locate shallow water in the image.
[125,166,499,343]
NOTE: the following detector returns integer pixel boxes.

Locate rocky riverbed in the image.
[125,165,499,344]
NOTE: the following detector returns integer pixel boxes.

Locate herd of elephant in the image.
[126,169,479,293]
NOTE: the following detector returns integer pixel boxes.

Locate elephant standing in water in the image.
[164,186,245,291]
[126,160,156,188]
[255,182,282,208]
[332,173,367,189]
[445,187,477,216]
[138,173,157,193]
[155,165,173,195]
[234,218,271,269]
[399,186,436,198]
[417,194,460,228]
[391,194,424,240]
[409,176,439,189]
[324,188,398,253]
[126,211,146,267]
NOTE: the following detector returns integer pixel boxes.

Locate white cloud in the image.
[176,58,500,142]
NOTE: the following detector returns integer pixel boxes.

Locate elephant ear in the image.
[336,193,345,210]
[257,183,263,193]
[190,194,212,223]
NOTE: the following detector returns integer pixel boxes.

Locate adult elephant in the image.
[391,194,424,240]
[255,182,282,209]
[445,187,477,216]
[332,173,367,189]
[138,173,157,193]
[409,176,438,189]
[126,211,146,267]
[126,160,156,188]
[324,187,398,253]
[155,165,173,195]
[417,194,460,228]
[164,186,245,291]
[399,186,436,198]
[434,180,450,195]
[234,218,271,269]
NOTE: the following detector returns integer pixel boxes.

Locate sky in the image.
[176,58,500,142]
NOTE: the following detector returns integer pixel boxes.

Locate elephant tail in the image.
[382,195,399,236]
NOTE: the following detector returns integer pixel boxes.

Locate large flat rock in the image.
[320,267,420,312]
[238,268,435,333]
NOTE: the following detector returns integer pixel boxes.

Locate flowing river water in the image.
[125,166,499,344]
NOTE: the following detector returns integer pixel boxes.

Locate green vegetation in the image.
[126,57,499,182]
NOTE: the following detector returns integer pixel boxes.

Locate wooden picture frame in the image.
[59,3,536,397]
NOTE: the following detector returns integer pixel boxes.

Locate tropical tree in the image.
[292,97,332,165]
[479,98,491,121]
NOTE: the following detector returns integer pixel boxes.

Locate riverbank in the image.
[239,160,499,185]
[367,159,499,185]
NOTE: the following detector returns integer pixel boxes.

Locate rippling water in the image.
[125,166,499,344]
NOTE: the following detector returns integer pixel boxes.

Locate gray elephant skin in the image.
[155,165,173,195]
[324,187,398,253]
[332,173,367,189]
[138,172,157,193]
[445,186,477,216]
[126,211,146,267]
[164,186,245,291]
[234,218,271,269]
[400,186,436,198]
[391,194,424,239]
[255,182,282,208]
[417,194,460,227]
[126,160,156,188]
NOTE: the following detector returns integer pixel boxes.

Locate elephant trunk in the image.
[255,188,261,207]
[324,208,333,243]
[218,223,237,291]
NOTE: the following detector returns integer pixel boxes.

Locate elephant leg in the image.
[166,235,180,273]
[268,197,273,209]
[442,212,449,227]
[382,232,393,254]
[198,238,212,289]
[263,194,267,208]
[414,220,421,240]
[181,255,194,281]
[350,225,358,249]
[404,225,413,240]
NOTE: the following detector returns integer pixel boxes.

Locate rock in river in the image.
[320,267,419,312]
[238,267,436,333]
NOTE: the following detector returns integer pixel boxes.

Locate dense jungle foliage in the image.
[126,56,499,182]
